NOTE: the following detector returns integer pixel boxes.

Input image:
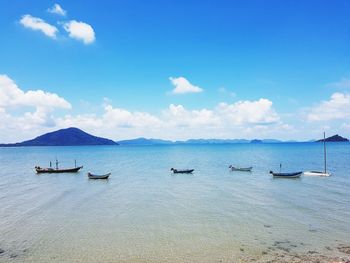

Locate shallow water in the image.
[0,143,349,262]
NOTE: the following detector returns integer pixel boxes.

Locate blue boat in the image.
[269,171,302,178]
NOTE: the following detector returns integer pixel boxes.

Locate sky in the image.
[1,0,350,142]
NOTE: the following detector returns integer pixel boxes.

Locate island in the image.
[0,127,118,146]
[317,134,349,142]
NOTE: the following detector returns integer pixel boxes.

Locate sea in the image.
[0,143,349,262]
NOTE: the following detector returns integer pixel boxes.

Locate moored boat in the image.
[88,172,111,179]
[229,165,252,172]
[35,166,83,174]
[170,168,194,174]
[303,171,330,177]
[35,159,82,174]
[304,132,331,177]
[269,171,302,178]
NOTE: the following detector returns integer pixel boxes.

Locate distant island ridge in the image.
[316,134,349,142]
[0,127,117,147]
[0,127,348,146]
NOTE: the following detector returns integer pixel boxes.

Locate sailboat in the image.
[303,132,331,177]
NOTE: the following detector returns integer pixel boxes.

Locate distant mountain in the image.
[317,134,349,142]
[117,137,173,145]
[262,139,282,143]
[177,139,250,144]
[250,139,263,144]
[117,138,269,145]
[0,127,118,146]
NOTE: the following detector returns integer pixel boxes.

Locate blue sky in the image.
[1,0,350,142]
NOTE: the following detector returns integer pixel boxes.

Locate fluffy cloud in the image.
[47,3,66,16]
[307,93,350,121]
[170,77,203,94]
[0,74,288,142]
[217,99,279,125]
[20,15,58,39]
[0,74,71,109]
[55,98,280,140]
[0,74,71,141]
[164,104,220,127]
[63,20,95,44]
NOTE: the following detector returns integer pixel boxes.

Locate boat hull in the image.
[270,171,302,178]
[172,169,194,174]
[303,171,330,177]
[230,167,252,172]
[88,172,111,179]
[35,166,83,174]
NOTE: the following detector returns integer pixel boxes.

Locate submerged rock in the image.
[338,245,350,254]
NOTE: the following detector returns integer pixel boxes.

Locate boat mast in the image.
[323,132,327,174]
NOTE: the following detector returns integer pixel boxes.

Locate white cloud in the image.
[307,92,350,121]
[163,104,220,127]
[20,14,58,39]
[47,3,67,16]
[0,75,71,143]
[0,74,71,109]
[0,75,293,142]
[56,98,280,140]
[217,99,279,124]
[169,77,203,94]
[63,20,95,44]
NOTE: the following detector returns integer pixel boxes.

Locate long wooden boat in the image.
[229,165,252,172]
[88,172,111,179]
[35,166,83,174]
[171,168,194,174]
[269,171,302,178]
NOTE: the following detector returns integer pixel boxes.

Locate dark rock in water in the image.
[264,224,272,228]
[276,246,290,253]
[338,245,350,254]
[10,254,17,258]
[0,248,4,254]
[308,250,318,254]
[317,134,349,142]
[262,251,268,255]
[240,248,244,252]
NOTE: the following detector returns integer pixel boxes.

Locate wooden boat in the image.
[88,172,111,179]
[35,159,82,174]
[304,132,331,177]
[229,165,252,172]
[35,166,83,174]
[269,171,302,178]
[170,168,194,174]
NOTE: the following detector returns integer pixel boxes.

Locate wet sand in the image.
[0,243,350,262]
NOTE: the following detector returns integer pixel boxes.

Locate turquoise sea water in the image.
[0,143,349,262]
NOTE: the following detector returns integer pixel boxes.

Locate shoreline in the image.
[0,243,349,262]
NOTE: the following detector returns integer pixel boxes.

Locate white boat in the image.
[304,132,331,177]
[303,171,330,177]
